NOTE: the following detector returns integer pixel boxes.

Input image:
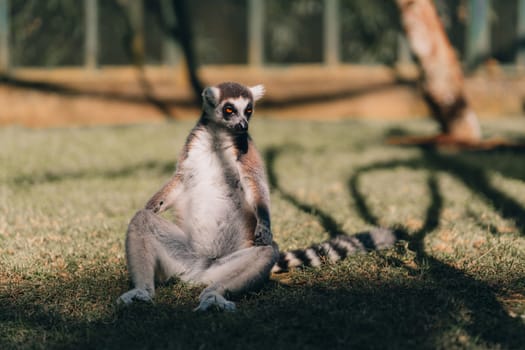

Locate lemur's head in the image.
[201,82,265,133]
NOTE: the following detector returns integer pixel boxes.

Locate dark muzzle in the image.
[234,120,248,132]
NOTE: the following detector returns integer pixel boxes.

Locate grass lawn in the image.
[1,117,525,349]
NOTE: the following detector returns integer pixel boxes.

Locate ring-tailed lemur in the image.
[117,82,397,311]
[118,82,277,311]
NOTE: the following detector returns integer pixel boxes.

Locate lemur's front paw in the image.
[254,224,272,246]
[145,198,164,213]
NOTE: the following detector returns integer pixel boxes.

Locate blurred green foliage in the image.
[6,0,522,67]
[10,0,85,66]
[339,0,400,64]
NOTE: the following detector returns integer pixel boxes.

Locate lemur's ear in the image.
[202,87,220,106]
[249,84,265,102]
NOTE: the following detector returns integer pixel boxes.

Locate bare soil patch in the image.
[0,65,523,127]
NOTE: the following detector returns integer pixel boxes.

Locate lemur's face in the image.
[202,82,265,133]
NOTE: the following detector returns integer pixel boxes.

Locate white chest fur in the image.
[175,130,248,255]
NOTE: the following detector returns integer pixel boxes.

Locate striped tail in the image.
[271,228,397,273]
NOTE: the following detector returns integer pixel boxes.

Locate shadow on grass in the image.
[5,262,522,349]
[349,150,525,349]
[265,143,525,348]
[10,159,175,185]
[265,146,347,238]
[3,142,524,349]
[424,151,525,236]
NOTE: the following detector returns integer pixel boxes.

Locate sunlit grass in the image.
[1,118,524,349]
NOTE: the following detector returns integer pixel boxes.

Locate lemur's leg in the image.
[118,209,195,305]
[194,242,279,312]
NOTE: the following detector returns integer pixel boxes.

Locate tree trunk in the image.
[396,0,481,142]
[147,0,204,103]
[171,0,204,102]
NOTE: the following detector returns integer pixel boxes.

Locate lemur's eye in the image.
[223,105,234,115]
[245,105,253,116]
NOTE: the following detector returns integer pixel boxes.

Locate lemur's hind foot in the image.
[193,291,236,312]
[117,288,153,305]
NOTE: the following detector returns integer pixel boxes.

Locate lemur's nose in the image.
[235,120,248,131]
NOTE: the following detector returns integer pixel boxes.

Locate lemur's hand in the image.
[254,223,272,246]
[145,195,165,214]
